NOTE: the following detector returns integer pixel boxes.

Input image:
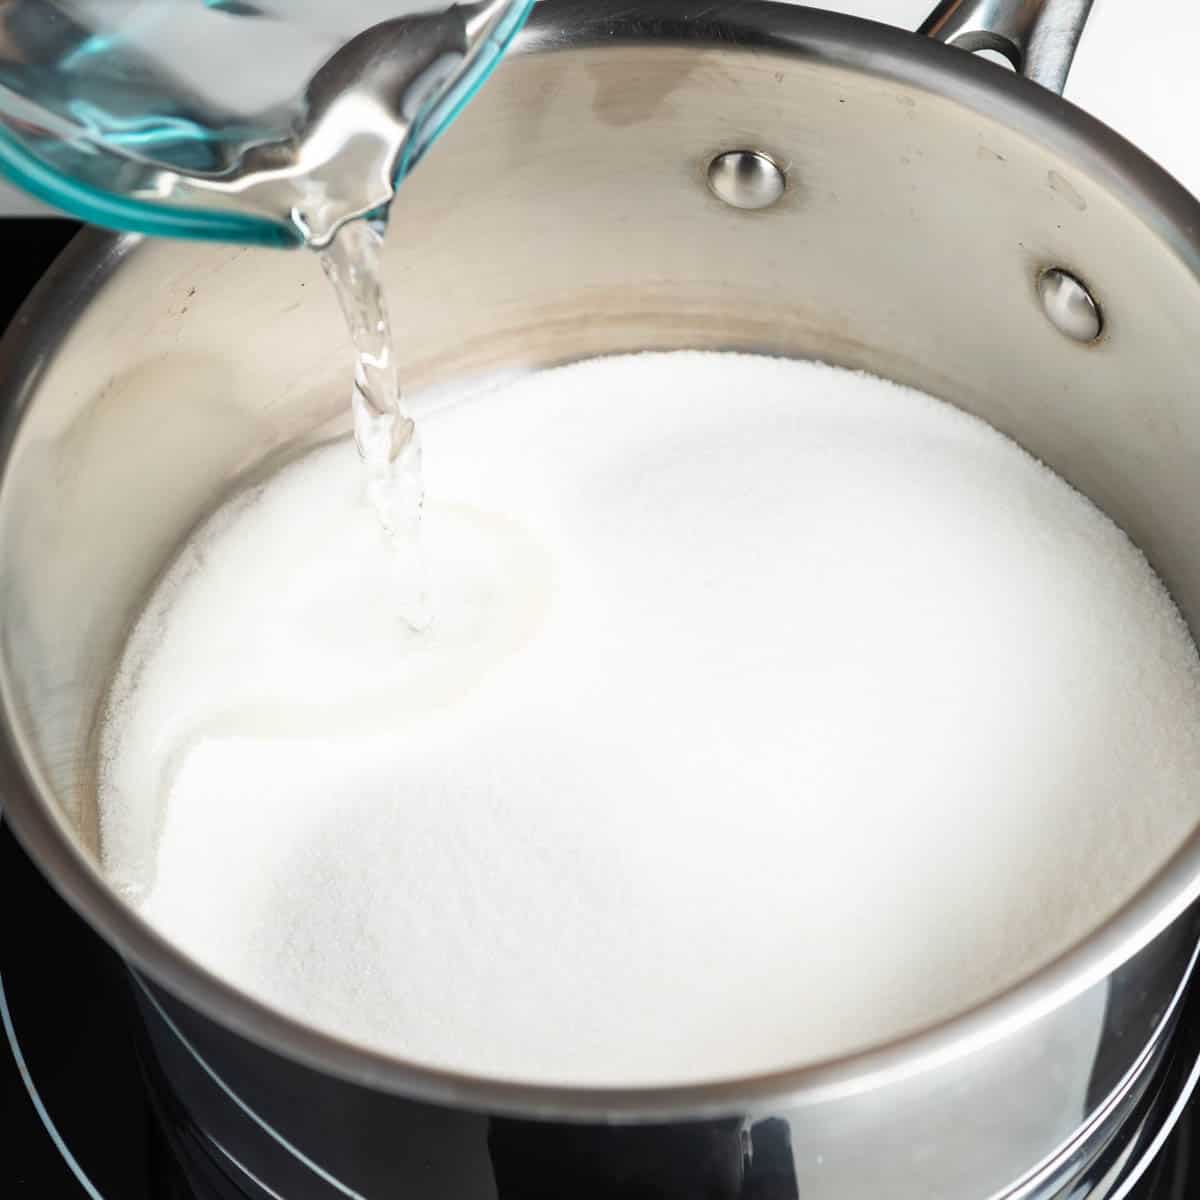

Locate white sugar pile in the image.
[98,351,1200,1087]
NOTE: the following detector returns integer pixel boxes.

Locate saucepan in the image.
[3,0,1200,1195]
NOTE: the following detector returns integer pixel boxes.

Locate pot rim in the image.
[3,0,1200,1121]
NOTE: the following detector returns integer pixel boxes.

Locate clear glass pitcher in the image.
[0,0,534,246]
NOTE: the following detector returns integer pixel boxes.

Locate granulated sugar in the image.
[98,351,1200,1086]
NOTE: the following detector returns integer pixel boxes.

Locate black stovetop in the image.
[0,220,1195,1199]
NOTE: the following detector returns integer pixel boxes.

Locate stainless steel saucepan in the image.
[4,0,1200,1195]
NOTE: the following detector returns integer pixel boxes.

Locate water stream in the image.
[319,217,431,630]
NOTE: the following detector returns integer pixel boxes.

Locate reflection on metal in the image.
[1039,267,1103,343]
[707,151,786,211]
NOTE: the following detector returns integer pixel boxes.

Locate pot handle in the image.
[919,0,1095,95]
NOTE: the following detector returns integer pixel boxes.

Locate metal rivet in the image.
[707,150,786,211]
[1038,267,1102,343]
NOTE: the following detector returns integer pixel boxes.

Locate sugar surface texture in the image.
[99,352,1200,1087]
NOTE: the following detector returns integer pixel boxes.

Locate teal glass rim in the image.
[0,125,301,247]
[399,0,537,183]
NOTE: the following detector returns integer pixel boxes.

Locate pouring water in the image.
[0,1,533,246]
[0,0,534,626]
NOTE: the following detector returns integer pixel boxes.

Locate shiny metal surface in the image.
[126,917,1200,1199]
[921,0,1094,94]
[1002,935,1200,1198]
[3,0,1200,1195]
[707,150,787,210]
[1039,266,1103,342]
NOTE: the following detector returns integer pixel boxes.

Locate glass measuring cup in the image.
[0,0,534,247]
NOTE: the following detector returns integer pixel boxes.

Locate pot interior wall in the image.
[2,35,1199,884]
